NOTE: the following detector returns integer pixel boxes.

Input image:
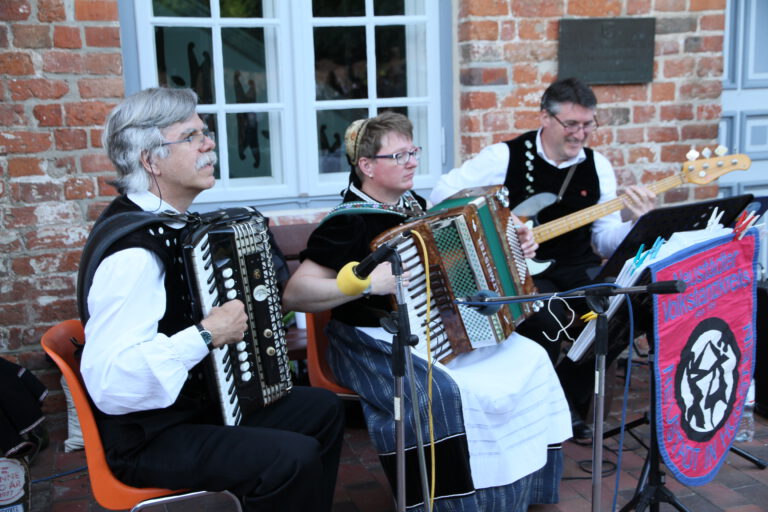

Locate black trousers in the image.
[117,386,345,512]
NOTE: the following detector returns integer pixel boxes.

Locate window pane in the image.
[155,27,215,104]
[226,112,275,179]
[220,0,263,18]
[373,0,403,15]
[223,28,269,104]
[376,25,426,98]
[313,0,364,17]
[314,27,367,100]
[153,0,210,17]
[317,108,367,175]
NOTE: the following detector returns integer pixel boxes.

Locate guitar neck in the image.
[533,174,685,244]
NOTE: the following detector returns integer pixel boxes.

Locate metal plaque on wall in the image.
[558,18,655,85]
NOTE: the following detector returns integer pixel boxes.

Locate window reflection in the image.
[313,0,364,17]
[317,108,367,174]
[376,26,406,98]
[153,0,210,17]
[155,27,215,104]
[314,27,367,101]
[226,112,273,178]
[220,0,263,18]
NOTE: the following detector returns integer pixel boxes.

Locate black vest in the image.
[504,131,602,269]
[87,196,216,469]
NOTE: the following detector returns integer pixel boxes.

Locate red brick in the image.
[655,39,681,56]
[12,24,51,48]
[54,156,77,175]
[504,41,557,62]
[97,175,120,196]
[697,56,723,78]
[633,105,656,124]
[90,128,105,147]
[24,225,89,251]
[54,129,88,150]
[64,177,96,199]
[590,130,614,147]
[518,19,548,40]
[74,0,118,21]
[601,147,625,167]
[38,0,66,22]
[0,52,35,75]
[461,67,507,86]
[84,26,120,47]
[7,78,69,100]
[648,127,680,143]
[660,104,694,121]
[694,184,719,199]
[684,35,723,53]
[0,1,31,21]
[64,101,113,126]
[0,25,8,48]
[690,0,725,10]
[11,252,81,277]
[594,84,648,104]
[679,80,722,100]
[512,0,562,17]
[567,0,622,16]
[617,127,644,144]
[500,20,515,41]
[513,64,538,84]
[2,303,28,325]
[655,0,686,11]
[33,298,79,325]
[10,181,62,203]
[0,131,52,153]
[86,201,109,221]
[81,153,113,173]
[460,42,504,63]
[660,144,691,163]
[461,135,487,157]
[663,56,696,78]
[461,0,509,17]
[42,51,85,73]
[7,157,44,177]
[53,26,82,49]
[512,110,540,131]
[33,104,63,127]
[84,52,122,74]
[458,21,498,42]
[681,123,718,140]
[482,111,510,132]
[628,147,656,164]
[652,82,676,102]
[700,14,725,30]
[0,104,26,126]
[461,91,497,110]
[627,0,652,14]
[662,186,691,203]
[697,104,721,120]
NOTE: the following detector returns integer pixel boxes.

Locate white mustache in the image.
[196,151,218,170]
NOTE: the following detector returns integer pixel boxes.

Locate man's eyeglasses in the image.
[161,128,215,147]
[549,113,598,135]
[371,147,422,166]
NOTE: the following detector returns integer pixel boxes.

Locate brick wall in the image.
[456,0,725,205]
[1,0,122,402]
[1,0,726,415]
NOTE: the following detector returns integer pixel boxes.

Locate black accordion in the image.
[181,207,293,426]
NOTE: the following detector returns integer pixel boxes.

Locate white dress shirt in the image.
[430,129,632,259]
[81,191,209,415]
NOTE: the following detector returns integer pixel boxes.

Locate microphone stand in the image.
[380,249,431,512]
[457,281,686,512]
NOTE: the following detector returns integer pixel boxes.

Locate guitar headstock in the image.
[682,151,752,185]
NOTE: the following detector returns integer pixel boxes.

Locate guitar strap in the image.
[556,163,579,203]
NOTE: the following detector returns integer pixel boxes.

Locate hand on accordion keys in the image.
[199,299,248,348]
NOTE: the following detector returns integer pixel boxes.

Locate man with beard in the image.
[430,77,656,441]
[79,87,344,512]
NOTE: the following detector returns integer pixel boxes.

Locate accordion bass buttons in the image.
[221,267,233,278]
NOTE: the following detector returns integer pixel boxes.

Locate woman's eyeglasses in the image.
[371,147,422,166]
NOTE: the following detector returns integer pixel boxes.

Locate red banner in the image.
[650,231,758,486]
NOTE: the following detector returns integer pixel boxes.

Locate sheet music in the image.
[567,226,732,362]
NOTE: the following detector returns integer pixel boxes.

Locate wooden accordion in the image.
[181,207,292,426]
[371,186,537,364]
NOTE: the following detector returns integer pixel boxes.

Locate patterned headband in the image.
[344,118,371,166]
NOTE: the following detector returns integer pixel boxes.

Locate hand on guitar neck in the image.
[515,151,752,276]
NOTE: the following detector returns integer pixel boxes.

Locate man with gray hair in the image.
[79,87,344,512]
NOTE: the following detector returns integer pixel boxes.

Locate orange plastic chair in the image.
[41,319,242,512]
[305,311,358,399]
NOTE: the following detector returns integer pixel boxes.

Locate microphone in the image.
[645,279,687,294]
[464,290,502,316]
[336,232,412,296]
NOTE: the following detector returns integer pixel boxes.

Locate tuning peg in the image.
[701,147,712,158]
[686,147,700,161]
[714,145,728,156]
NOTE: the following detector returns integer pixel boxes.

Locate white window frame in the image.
[131,0,445,208]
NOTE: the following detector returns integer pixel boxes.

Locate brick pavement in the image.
[27,359,768,512]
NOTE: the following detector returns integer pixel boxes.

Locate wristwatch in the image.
[195,323,214,351]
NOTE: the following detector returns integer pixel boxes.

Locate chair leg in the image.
[132,490,243,512]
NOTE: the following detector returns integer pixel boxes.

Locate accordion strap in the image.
[76,211,185,326]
